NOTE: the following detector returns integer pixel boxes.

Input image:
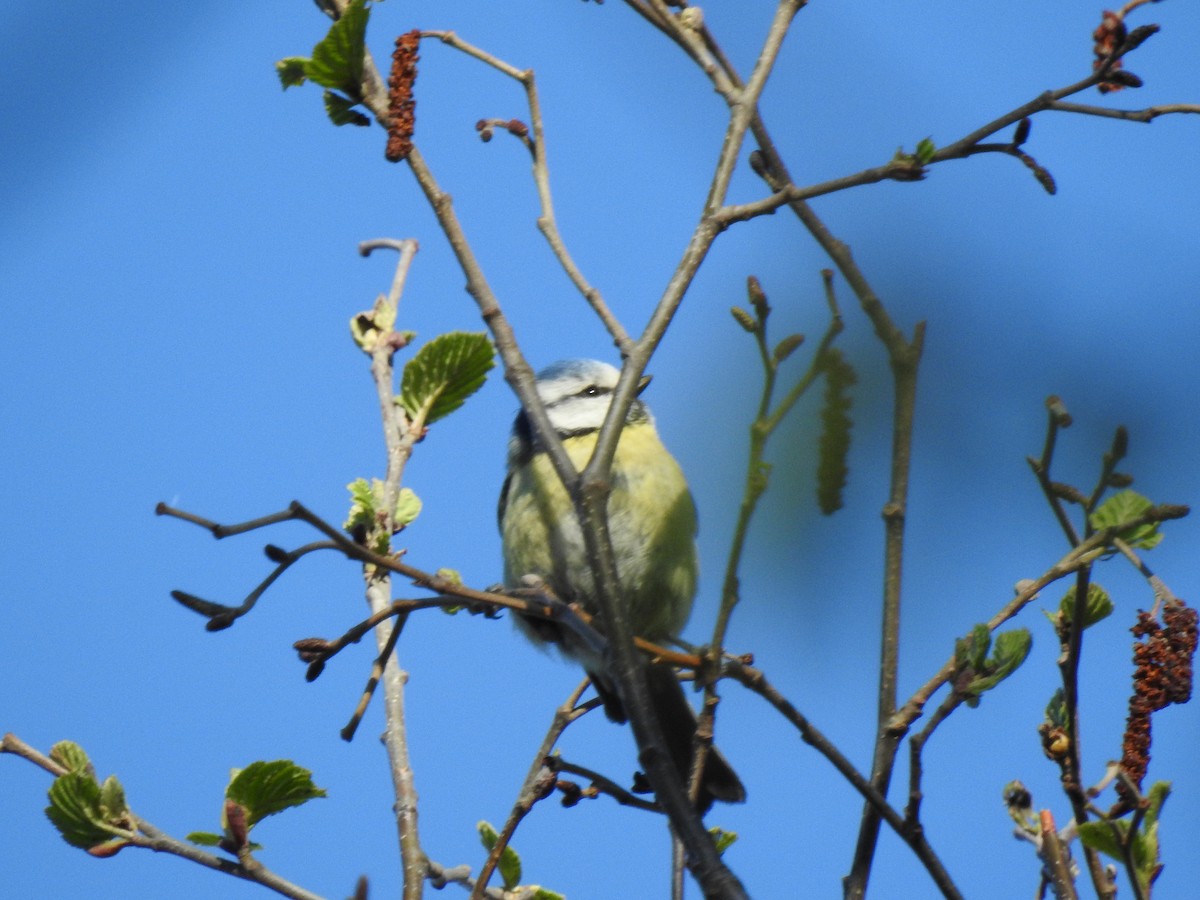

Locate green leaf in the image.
[1090,489,1163,550]
[914,136,937,165]
[349,294,401,353]
[1132,781,1170,890]
[187,831,224,846]
[478,820,499,849]
[498,842,522,891]
[958,626,1031,706]
[1058,583,1114,631]
[529,889,566,900]
[973,628,1032,693]
[435,568,462,586]
[46,773,115,849]
[993,628,1032,669]
[323,91,370,127]
[710,826,739,855]
[477,820,522,890]
[1044,688,1068,729]
[1078,819,1127,860]
[345,478,418,548]
[815,348,856,515]
[399,332,496,427]
[394,486,422,528]
[225,760,326,830]
[1143,780,1170,832]
[305,0,369,95]
[1079,782,1169,894]
[49,741,94,777]
[344,477,379,533]
[98,775,128,820]
[435,568,465,612]
[956,624,990,672]
[275,57,310,89]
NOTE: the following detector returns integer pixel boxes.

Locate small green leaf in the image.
[498,843,522,891]
[435,568,466,611]
[993,628,1032,669]
[1143,781,1170,832]
[956,624,991,672]
[971,628,1031,694]
[400,332,496,426]
[1078,819,1127,860]
[394,487,422,528]
[345,478,415,552]
[49,741,94,777]
[477,821,522,890]
[1132,781,1170,890]
[323,90,371,127]
[1090,490,1163,550]
[1044,688,1068,729]
[958,627,1031,706]
[914,136,937,165]
[226,760,326,830]
[98,776,128,820]
[349,294,400,353]
[305,0,369,95]
[478,820,499,850]
[709,826,739,855]
[1078,782,1169,895]
[275,57,310,89]
[435,568,462,586]
[344,477,378,533]
[1058,583,1114,631]
[529,889,566,900]
[187,831,224,846]
[46,773,115,849]
[816,348,856,515]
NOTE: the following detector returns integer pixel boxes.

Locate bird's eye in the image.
[581,385,600,397]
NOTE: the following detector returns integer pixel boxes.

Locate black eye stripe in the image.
[543,383,612,407]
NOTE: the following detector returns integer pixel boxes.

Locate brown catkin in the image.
[386,30,420,162]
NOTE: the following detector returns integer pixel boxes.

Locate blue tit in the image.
[498,358,744,810]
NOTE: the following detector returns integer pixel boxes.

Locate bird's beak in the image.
[637,374,652,395]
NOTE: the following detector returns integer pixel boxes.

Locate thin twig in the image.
[548,759,664,813]
[1048,100,1200,122]
[471,682,597,899]
[419,30,633,354]
[360,238,426,900]
[904,690,961,827]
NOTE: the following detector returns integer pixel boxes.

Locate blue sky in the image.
[3,3,1199,898]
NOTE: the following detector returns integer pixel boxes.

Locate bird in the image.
[498,358,745,811]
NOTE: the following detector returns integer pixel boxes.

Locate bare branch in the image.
[419,29,633,354]
[1048,100,1200,122]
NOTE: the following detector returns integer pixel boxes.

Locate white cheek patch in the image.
[546,394,613,433]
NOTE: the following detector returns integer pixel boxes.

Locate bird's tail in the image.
[644,664,746,812]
